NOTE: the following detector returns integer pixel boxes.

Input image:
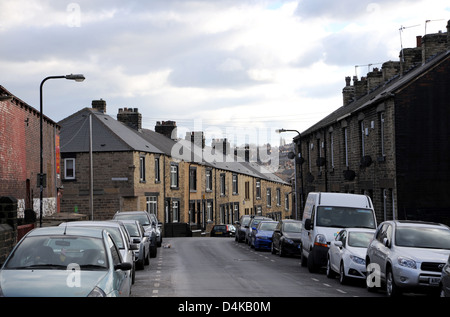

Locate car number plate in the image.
[429,277,440,285]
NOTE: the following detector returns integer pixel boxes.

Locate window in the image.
[172,200,179,222]
[170,164,179,188]
[330,131,335,169]
[276,188,281,206]
[267,188,272,207]
[139,156,146,182]
[154,157,160,182]
[207,201,213,222]
[244,181,250,200]
[256,179,261,199]
[360,121,365,157]
[285,194,290,211]
[343,127,349,167]
[220,173,226,196]
[205,169,212,191]
[380,112,385,157]
[232,173,238,194]
[64,158,75,180]
[189,167,197,191]
[147,196,157,215]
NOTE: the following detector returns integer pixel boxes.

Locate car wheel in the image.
[339,262,348,285]
[150,245,157,258]
[144,249,150,265]
[386,267,401,297]
[271,243,276,254]
[326,257,335,278]
[279,244,285,257]
[300,246,307,267]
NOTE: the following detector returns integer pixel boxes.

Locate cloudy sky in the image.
[1,0,449,145]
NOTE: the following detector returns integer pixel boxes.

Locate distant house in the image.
[59,101,292,235]
[294,21,450,225]
[0,85,61,219]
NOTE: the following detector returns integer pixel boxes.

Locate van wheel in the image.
[307,252,319,273]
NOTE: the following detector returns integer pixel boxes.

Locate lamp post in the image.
[276,128,303,220]
[39,74,85,227]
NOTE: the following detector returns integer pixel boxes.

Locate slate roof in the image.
[59,107,288,185]
[59,108,163,154]
[299,49,450,136]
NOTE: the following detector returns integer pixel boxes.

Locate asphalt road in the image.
[131,236,383,298]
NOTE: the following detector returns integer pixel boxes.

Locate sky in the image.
[1,0,449,146]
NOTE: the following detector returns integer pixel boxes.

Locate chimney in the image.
[185,131,205,149]
[353,76,367,100]
[117,107,142,131]
[447,19,450,49]
[92,99,106,113]
[421,30,448,64]
[366,67,383,92]
[155,120,177,140]
[400,46,421,74]
[381,61,400,82]
[342,76,355,106]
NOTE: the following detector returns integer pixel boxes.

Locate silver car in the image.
[366,220,450,296]
[120,220,150,270]
[60,221,137,286]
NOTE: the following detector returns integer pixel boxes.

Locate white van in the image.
[300,192,377,273]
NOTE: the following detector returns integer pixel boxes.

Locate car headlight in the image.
[88,286,107,297]
[314,234,328,247]
[350,255,365,265]
[397,256,416,269]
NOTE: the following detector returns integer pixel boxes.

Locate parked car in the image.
[250,220,278,251]
[440,254,450,297]
[326,228,375,284]
[120,220,150,270]
[60,220,137,285]
[235,215,252,242]
[301,192,377,273]
[271,219,302,257]
[245,216,272,245]
[0,226,132,297]
[211,224,234,237]
[227,224,236,237]
[113,211,158,257]
[366,220,450,296]
[148,213,163,247]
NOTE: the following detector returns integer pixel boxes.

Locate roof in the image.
[300,49,450,136]
[59,107,289,185]
[59,108,163,154]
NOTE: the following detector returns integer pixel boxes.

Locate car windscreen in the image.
[259,222,277,231]
[282,222,302,233]
[115,214,150,226]
[4,235,107,270]
[316,206,376,229]
[123,223,139,237]
[395,227,450,249]
[347,232,374,248]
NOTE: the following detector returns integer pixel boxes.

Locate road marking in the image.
[154,283,160,287]
[337,289,347,294]
[323,283,331,287]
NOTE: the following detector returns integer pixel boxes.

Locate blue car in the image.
[250,221,278,251]
[0,226,132,297]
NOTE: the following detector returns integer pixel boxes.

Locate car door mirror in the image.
[304,219,312,230]
[383,237,390,248]
[115,262,132,271]
[333,241,343,248]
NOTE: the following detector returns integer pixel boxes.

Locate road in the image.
[131,236,383,298]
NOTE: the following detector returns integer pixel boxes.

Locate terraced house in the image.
[58,101,292,236]
[294,20,450,226]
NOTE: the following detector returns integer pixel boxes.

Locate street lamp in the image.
[39,74,85,227]
[276,128,303,220]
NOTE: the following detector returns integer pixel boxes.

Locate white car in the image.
[326,228,375,284]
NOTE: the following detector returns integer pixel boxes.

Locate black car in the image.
[211,224,232,237]
[271,219,302,257]
[234,215,252,242]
